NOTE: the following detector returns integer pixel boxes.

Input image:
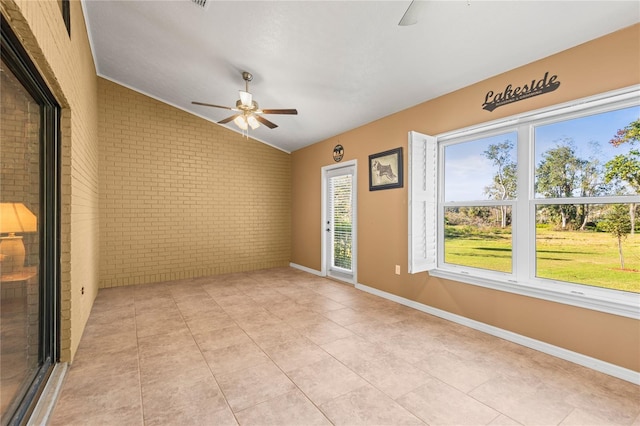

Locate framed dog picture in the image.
[369,147,403,191]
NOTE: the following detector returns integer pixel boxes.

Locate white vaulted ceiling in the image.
[82,1,640,152]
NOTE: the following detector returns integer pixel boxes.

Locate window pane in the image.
[534,106,640,199]
[329,174,352,271]
[0,57,42,421]
[444,132,517,202]
[444,206,512,273]
[536,203,639,293]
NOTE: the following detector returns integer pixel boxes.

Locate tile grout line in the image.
[133,289,148,426]
[181,280,247,425]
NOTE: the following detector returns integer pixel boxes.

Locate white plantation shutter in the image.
[408,131,437,273]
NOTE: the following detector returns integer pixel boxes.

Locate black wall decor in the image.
[333,144,344,162]
[482,71,560,112]
[369,147,403,191]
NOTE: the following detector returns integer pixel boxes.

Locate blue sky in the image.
[444,105,639,202]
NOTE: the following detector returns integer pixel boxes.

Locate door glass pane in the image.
[1,58,42,422]
[444,206,512,273]
[330,174,352,271]
[536,203,639,293]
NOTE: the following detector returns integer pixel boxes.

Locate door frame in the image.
[321,160,357,285]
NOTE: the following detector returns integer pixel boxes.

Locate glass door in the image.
[1,19,60,425]
[324,164,357,283]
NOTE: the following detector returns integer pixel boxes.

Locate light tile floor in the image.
[49,268,639,425]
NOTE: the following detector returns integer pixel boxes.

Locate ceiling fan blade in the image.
[260,109,298,115]
[218,114,240,124]
[255,115,278,129]
[192,101,234,110]
[398,0,425,26]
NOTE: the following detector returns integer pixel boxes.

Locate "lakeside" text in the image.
[482,72,560,112]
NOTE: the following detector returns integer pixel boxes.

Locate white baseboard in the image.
[355,282,640,386]
[289,263,323,276]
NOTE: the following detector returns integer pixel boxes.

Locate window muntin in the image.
[438,93,640,298]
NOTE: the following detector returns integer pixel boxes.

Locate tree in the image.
[599,204,632,269]
[536,141,583,229]
[483,140,517,228]
[577,144,610,230]
[605,118,640,234]
[605,154,640,192]
[610,119,640,147]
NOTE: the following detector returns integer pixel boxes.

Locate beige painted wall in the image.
[291,25,640,372]
[1,0,99,361]
[98,78,291,288]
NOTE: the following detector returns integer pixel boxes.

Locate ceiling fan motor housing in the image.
[236,99,258,112]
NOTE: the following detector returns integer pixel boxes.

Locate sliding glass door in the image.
[1,19,60,425]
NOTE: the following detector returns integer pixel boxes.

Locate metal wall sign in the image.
[333,144,344,162]
[482,71,560,112]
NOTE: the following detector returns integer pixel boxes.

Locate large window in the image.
[533,108,639,293]
[409,88,640,318]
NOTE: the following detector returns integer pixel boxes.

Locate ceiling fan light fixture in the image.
[233,115,248,130]
[247,115,260,130]
[239,90,252,107]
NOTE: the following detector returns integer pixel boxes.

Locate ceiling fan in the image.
[398,0,424,26]
[192,71,298,131]
[399,1,470,26]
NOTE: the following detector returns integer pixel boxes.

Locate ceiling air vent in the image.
[191,0,209,10]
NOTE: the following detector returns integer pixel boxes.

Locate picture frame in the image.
[369,147,403,191]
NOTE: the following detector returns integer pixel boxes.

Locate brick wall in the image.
[98,78,291,288]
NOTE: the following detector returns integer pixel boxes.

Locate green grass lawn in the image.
[444,226,640,293]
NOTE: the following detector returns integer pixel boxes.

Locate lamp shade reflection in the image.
[0,203,37,274]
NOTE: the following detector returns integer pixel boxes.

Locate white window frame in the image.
[409,85,640,319]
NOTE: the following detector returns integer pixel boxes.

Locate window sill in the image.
[428,268,640,320]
